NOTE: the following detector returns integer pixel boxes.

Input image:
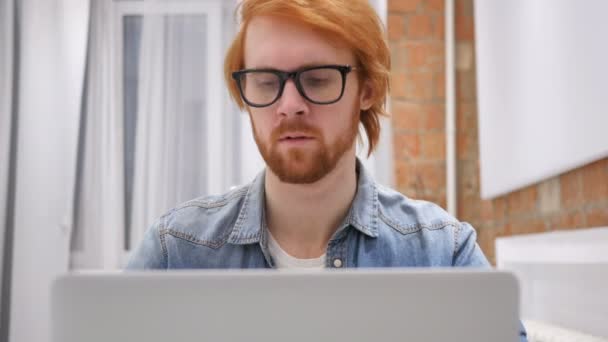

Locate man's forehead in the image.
[245,61,344,71]
[243,16,355,69]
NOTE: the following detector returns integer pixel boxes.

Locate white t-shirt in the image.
[267,232,326,269]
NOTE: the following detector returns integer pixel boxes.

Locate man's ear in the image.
[359,80,374,111]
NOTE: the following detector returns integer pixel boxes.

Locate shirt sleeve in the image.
[125,219,167,270]
[452,221,490,267]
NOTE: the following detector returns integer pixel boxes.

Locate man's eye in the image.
[255,80,278,88]
[303,78,329,87]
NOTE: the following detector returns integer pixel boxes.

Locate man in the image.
[127,0,488,270]
[127,0,526,339]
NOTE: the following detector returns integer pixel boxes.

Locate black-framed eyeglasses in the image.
[231,64,356,108]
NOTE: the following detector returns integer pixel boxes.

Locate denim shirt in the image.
[127,159,527,340]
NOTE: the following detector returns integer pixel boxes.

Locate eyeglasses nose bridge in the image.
[280,70,299,86]
[278,70,303,98]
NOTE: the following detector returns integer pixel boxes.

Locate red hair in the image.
[224,0,390,156]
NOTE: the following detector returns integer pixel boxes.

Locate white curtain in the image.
[72,0,124,269]
[73,9,214,267]
[9,0,89,340]
[129,14,210,249]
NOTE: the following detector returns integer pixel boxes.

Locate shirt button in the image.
[333,259,343,268]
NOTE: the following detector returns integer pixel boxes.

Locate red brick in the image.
[509,218,546,235]
[424,102,444,130]
[394,133,420,160]
[433,71,445,101]
[395,160,414,189]
[388,14,405,41]
[398,166,446,198]
[506,186,538,215]
[423,162,447,191]
[457,159,479,196]
[480,199,494,222]
[392,102,444,132]
[391,101,422,132]
[457,131,478,160]
[456,102,477,133]
[549,211,586,231]
[433,14,445,40]
[391,72,408,99]
[538,177,561,214]
[586,207,608,227]
[403,71,434,101]
[492,197,507,222]
[477,225,496,264]
[435,194,447,210]
[494,223,509,237]
[390,43,406,71]
[414,161,446,193]
[426,0,444,12]
[456,41,474,71]
[456,0,474,17]
[502,222,513,236]
[404,42,445,71]
[388,0,421,13]
[456,70,477,101]
[560,170,583,208]
[455,14,475,41]
[407,14,433,39]
[581,159,608,201]
[458,192,480,222]
[420,132,446,160]
[456,160,479,196]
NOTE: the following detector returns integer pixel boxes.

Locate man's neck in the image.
[264,154,358,259]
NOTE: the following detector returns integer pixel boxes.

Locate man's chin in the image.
[274,169,325,184]
[267,155,332,184]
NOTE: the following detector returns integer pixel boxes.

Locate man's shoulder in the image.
[372,183,488,267]
[374,183,460,235]
[156,184,251,246]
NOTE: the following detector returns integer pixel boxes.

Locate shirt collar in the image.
[227,158,380,245]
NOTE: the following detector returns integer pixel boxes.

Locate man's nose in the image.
[276,80,308,117]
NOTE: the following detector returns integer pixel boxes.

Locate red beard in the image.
[252,114,359,184]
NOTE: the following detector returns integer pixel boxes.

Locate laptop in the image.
[51,269,520,342]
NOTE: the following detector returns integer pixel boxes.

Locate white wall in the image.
[475,0,608,199]
[496,228,608,337]
[10,0,89,341]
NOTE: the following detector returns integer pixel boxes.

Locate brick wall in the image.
[390,0,447,209]
[389,0,608,264]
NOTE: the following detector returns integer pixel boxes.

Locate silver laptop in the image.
[51,269,520,342]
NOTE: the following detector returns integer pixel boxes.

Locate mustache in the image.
[271,120,321,140]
